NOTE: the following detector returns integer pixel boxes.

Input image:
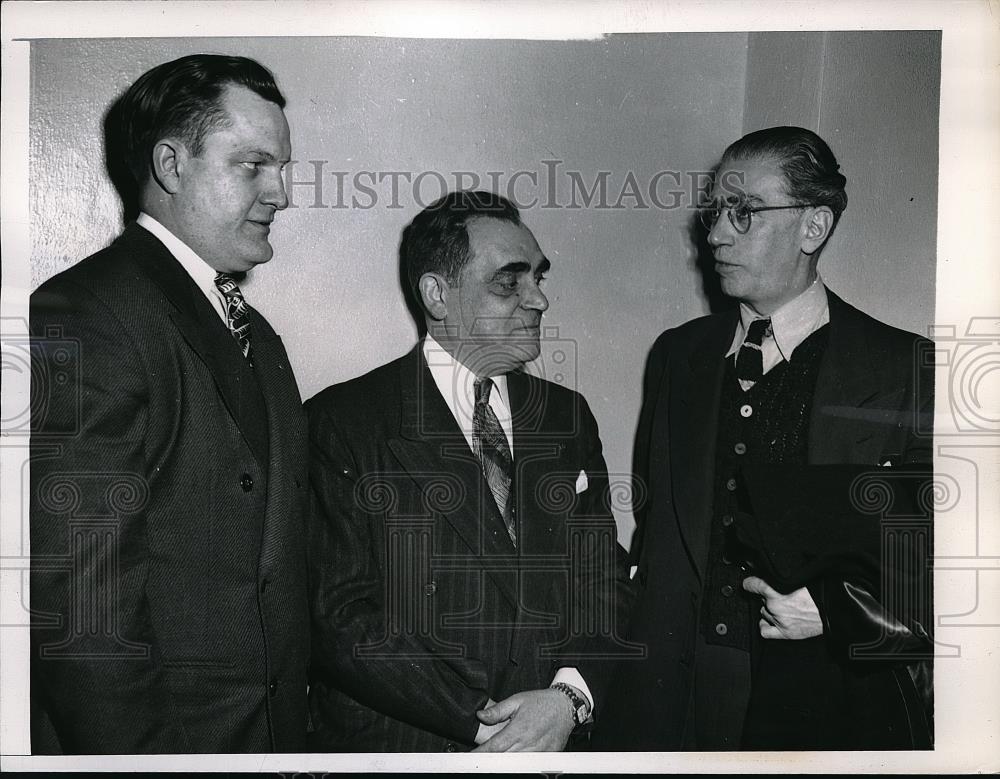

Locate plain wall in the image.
[28,33,939,546]
[744,31,939,333]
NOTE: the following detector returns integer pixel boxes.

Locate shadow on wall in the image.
[103,89,140,225]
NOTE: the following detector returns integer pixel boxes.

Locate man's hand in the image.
[474,699,505,745]
[742,576,823,640]
[472,688,575,752]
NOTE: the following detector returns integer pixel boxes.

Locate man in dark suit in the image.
[306,191,634,752]
[593,126,933,751]
[30,55,309,753]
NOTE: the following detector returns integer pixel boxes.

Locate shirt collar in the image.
[726,276,830,359]
[422,333,511,439]
[136,213,227,318]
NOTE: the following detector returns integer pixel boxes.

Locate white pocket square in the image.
[575,469,589,494]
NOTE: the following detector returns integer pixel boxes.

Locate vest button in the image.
[715,622,728,636]
[444,742,458,752]
[424,582,437,596]
[240,474,254,492]
[734,442,747,455]
[721,513,734,527]
[739,561,754,574]
[721,584,735,597]
[725,477,737,492]
[268,678,278,697]
[740,404,753,418]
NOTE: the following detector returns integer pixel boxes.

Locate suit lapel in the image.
[506,371,563,558]
[387,347,519,607]
[670,311,737,581]
[810,289,885,464]
[248,317,303,570]
[126,224,259,459]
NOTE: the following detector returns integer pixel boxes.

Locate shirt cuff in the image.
[552,666,594,713]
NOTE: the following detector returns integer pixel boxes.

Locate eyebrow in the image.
[493,257,551,277]
[234,148,287,163]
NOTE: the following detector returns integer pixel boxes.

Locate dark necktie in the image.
[214,273,253,363]
[472,378,516,547]
[735,317,771,384]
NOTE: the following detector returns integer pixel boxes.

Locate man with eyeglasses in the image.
[593,126,934,751]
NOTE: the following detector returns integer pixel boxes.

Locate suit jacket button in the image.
[444,742,457,752]
[268,678,278,697]
[240,474,254,492]
[715,622,728,636]
[424,582,437,596]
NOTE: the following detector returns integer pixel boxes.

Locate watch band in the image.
[550,682,591,726]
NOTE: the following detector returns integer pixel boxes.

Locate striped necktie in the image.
[214,273,253,363]
[735,317,771,384]
[471,378,516,547]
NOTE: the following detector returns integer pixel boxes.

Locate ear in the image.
[801,206,834,255]
[418,273,450,322]
[150,139,184,195]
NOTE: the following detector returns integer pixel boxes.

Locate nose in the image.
[707,209,734,248]
[521,280,549,313]
[261,166,289,211]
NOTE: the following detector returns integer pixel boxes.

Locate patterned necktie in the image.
[214,273,253,362]
[471,378,516,547]
[735,317,771,384]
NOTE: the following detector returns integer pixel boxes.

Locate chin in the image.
[234,245,275,272]
[513,342,541,364]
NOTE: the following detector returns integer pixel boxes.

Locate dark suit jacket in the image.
[593,290,934,750]
[306,345,634,751]
[30,223,310,753]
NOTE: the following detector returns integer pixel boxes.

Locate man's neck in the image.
[424,329,515,379]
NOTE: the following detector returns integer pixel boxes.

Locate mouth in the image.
[248,219,273,232]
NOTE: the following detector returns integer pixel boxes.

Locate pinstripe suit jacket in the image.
[306,345,633,751]
[30,224,310,753]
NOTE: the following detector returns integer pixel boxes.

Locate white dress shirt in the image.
[137,212,229,324]
[726,276,830,391]
[421,334,595,713]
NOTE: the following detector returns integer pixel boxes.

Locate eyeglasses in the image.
[700,198,822,235]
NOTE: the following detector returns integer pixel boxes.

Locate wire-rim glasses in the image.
[700,198,822,234]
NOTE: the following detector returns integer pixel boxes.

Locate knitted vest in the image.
[700,325,830,650]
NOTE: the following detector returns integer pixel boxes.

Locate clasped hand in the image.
[742,576,823,640]
[472,688,576,752]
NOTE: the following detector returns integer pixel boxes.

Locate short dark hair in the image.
[401,190,522,298]
[722,126,848,227]
[117,54,285,186]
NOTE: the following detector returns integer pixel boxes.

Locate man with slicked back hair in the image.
[30,54,309,754]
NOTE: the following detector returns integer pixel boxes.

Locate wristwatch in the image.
[550,682,591,727]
